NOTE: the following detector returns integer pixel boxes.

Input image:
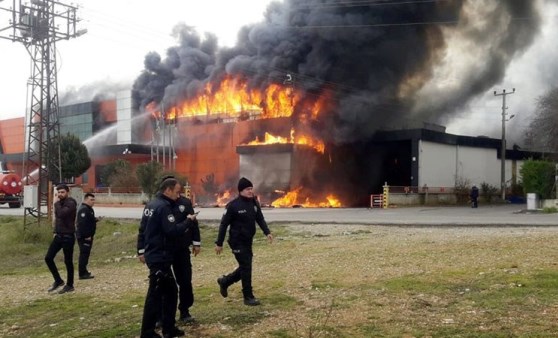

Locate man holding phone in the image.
[138,177,201,325]
[171,184,201,323]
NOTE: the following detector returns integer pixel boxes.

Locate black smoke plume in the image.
[133,0,541,143]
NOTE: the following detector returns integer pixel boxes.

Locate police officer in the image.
[173,190,201,322]
[215,177,273,306]
[140,178,201,325]
[76,193,99,279]
[138,177,195,338]
[45,184,78,294]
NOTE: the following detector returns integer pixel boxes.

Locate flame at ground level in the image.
[271,187,342,208]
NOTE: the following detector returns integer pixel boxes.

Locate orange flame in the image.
[271,187,342,208]
[147,75,332,122]
[246,128,325,154]
[215,190,232,207]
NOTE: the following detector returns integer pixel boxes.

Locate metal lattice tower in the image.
[0,0,85,226]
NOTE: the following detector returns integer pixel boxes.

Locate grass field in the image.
[1,215,558,337]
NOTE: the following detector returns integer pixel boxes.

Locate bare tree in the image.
[525,87,558,153]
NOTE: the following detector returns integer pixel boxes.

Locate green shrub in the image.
[480,182,499,203]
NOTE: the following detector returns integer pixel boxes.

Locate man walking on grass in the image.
[215,177,273,306]
[45,184,77,294]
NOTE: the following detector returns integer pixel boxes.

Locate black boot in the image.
[244,297,261,306]
[217,276,228,298]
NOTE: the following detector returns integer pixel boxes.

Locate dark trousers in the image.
[45,234,75,287]
[140,264,178,337]
[77,237,94,276]
[471,198,478,208]
[172,249,193,316]
[222,247,254,298]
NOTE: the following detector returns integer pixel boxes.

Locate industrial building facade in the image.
[0,90,541,207]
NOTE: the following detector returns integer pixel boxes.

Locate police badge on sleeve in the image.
[168,214,175,223]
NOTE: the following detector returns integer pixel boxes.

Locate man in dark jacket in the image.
[76,193,99,280]
[138,177,196,338]
[215,177,273,306]
[172,192,201,322]
[138,183,201,325]
[470,184,479,208]
[45,184,78,294]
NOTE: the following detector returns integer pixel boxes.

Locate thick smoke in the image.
[60,81,131,107]
[133,0,542,143]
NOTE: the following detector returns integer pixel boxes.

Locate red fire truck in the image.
[0,172,22,208]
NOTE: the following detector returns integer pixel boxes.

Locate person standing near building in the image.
[76,193,99,280]
[45,184,78,294]
[470,184,479,208]
[138,177,196,338]
[215,177,273,306]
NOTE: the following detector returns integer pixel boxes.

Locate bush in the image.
[543,207,557,214]
[481,182,499,203]
[520,160,555,199]
[454,176,471,204]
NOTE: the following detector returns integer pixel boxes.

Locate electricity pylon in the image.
[0,0,86,226]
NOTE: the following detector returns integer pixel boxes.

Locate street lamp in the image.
[494,88,515,201]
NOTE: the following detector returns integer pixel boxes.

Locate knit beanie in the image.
[238,177,253,192]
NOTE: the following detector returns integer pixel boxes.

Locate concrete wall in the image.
[542,199,558,209]
[240,151,292,191]
[389,193,458,206]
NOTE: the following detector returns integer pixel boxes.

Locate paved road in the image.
[2,204,557,226]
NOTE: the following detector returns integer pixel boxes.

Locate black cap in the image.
[238,177,253,192]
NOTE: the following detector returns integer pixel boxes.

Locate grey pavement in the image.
[1,204,557,226]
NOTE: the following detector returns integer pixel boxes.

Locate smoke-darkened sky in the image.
[132,0,558,145]
[1,0,557,145]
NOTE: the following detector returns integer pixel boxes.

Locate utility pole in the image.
[494,88,515,201]
[0,0,85,226]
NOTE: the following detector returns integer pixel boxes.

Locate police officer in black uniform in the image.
[139,178,201,325]
[138,177,195,338]
[215,177,273,306]
[173,191,201,322]
[76,193,99,279]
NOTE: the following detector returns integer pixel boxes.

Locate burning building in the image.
[128,0,543,205]
[0,0,549,207]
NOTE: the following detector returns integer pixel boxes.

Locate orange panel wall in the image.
[0,117,25,154]
[99,100,117,123]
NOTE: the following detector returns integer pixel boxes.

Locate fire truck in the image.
[0,172,22,208]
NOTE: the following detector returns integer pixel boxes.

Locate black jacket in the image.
[76,203,97,239]
[172,195,201,250]
[215,195,270,249]
[137,193,192,265]
[470,187,479,199]
[54,197,77,235]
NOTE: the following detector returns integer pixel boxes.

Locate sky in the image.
[0,0,557,143]
[443,1,558,143]
[0,0,276,117]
